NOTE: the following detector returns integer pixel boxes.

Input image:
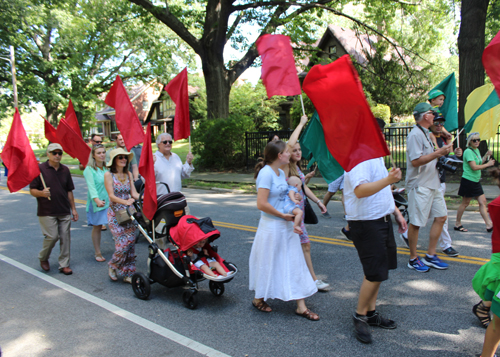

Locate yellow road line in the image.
[0,186,489,266]
[213,220,489,266]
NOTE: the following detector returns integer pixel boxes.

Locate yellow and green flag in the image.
[463,83,500,140]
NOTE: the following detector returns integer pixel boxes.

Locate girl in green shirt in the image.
[455,133,495,232]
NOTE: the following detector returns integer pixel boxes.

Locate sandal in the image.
[95,255,106,262]
[252,300,272,313]
[108,267,118,281]
[454,225,468,232]
[473,301,491,328]
[295,308,320,321]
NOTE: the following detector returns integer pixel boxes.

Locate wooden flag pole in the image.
[189,135,191,153]
[39,173,51,200]
[452,128,465,144]
[300,94,306,116]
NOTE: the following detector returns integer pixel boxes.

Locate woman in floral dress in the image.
[104,148,140,283]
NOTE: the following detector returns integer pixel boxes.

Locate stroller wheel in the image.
[182,290,198,309]
[131,272,151,300]
[209,280,225,297]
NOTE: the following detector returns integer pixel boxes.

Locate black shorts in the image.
[458,177,484,197]
[348,216,397,282]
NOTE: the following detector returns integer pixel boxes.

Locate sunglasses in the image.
[50,151,63,156]
[117,155,128,160]
[93,140,102,144]
[433,122,444,126]
[471,139,481,143]
[161,140,173,145]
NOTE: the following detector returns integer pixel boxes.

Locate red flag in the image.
[43,116,59,143]
[302,55,389,172]
[138,123,157,220]
[483,30,500,96]
[57,119,91,167]
[105,75,145,150]
[165,68,191,140]
[256,34,302,99]
[64,100,83,140]
[1,108,41,192]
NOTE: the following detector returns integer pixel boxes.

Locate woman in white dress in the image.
[249,140,319,320]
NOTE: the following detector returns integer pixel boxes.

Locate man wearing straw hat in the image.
[405,103,453,273]
[30,143,78,275]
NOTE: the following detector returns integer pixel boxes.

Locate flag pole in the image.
[300,94,305,116]
[452,128,465,144]
[189,135,191,153]
[39,173,51,200]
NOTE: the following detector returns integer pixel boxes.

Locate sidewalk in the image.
[190,172,500,200]
[63,166,500,200]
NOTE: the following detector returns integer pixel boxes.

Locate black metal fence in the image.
[245,126,500,175]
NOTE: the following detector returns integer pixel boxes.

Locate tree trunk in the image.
[45,103,59,126]
[457,0,489,131]
[201,53,231,119]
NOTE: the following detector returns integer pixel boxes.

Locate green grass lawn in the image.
[36,139,191,175]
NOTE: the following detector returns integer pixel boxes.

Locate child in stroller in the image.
[186,238,233,280]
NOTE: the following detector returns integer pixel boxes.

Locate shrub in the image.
[192,115,256,170]
[371,104,391,123]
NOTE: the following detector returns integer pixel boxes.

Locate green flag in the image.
[430,73,458,132]
[299,111,344,184]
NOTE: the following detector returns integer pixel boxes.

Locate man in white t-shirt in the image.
[153,133,194,196]
[344,118,407,344]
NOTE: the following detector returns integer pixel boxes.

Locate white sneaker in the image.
[315,279,330,291]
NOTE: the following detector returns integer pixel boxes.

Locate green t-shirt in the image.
[463,147,482,182]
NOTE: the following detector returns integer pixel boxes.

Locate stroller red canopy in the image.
[170,215,221,251]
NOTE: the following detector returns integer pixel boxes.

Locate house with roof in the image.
[95,79,163,138]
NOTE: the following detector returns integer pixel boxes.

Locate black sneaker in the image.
[399,233,409,248]
[442,246,459,257]
[322,211,332,218]
[352,314,372,344]
[340,227,351,241]
[366,311,397,329]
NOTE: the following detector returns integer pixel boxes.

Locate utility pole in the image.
[10,46,18,109]
[0,45,18,109]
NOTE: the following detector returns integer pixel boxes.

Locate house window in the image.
[329,45,337,56]
[142,100,149,111]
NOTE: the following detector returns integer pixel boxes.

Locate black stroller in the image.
[128,183,238,309]
[393,187,409,224]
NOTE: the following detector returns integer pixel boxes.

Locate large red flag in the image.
[43,116,59,143]
[256,34,302,99]
[56,119,91,167]
[138,123,157,220]
[64,100,83,140]
[483,30,500,96]
[164,68,190,140]
[302,55,389,172]
[105,75,144,150]
[1,108,41,192]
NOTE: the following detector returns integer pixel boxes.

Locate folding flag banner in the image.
[105,75,145,150]
[64,100,83,139]
[256,34,302,99]
[430,73,458,132]
[483,30,500,96]
[1,108,40,192]
[463,83,500,140]
[164,68,190,141]
[300,111,344,183]
[57,119,91,167]
[43,116,58,143]
[302,55,389,172]
[138,123,157,220]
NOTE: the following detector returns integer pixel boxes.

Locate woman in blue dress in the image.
[83,144,109,262]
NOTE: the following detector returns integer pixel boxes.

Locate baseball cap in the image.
[413,102,437,115]
[428,89,445,101]
[47,143,63,152]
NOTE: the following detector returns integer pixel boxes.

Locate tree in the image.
[129,0,461,121]
[457,0,490,129]
[0,0,191,130]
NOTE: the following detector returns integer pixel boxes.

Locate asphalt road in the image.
[0,175,495,357]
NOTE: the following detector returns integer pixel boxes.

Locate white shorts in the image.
[408,186,447,227]
[328,174,344,193]
[194,257,216,269]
